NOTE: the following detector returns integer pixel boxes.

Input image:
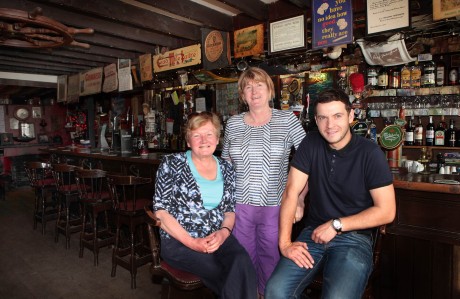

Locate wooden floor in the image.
[0,185,162,299]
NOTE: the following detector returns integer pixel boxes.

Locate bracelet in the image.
[221,226,232,235]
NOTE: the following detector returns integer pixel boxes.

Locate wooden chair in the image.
[25,161,57,235]
[306,225,387,299]
[75,168,114,266]
[51,163,82,249]
[144,206,206,297]
[106,174,153,289]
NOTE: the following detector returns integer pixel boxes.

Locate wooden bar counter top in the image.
[393,172,460,194]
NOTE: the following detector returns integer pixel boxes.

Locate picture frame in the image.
[32,107,42,118]
[312,0,353,50]
[233,24,264,59]
[269,15,306,54]
[433,0,460,21]
[0,133,13,145]
[37,134,49,144]
[366,0,410,35]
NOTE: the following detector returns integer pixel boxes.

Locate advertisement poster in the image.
[80,67,103,96]
[153,44,201,73]
[201,28,231,70]
[269,15,305,54]
[102,63,118,93]
[366,0,410,35]
[312,0,353,50]
[233,24,264,58]
[433,0,460,20]
[139,53,153,82]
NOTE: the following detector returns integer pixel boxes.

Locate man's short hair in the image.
[314,89,352,114]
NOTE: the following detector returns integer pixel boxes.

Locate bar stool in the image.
[25,161,57,235]
[52,163,82,249]
[75,168,115,266]
[107,174,152,289]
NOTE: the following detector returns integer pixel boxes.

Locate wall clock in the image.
[14,107,30,120]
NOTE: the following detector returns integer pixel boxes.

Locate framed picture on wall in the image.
[433,0,460,20]
[32,107,42,118]
[366,0,410,35]
[269,15,306,54]
[37,134,49,144]
[0,133,13,145]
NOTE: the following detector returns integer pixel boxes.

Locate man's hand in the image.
[280,241,315,269]
[311,221,337,244]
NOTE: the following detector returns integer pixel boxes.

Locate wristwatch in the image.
[332,218,342,234]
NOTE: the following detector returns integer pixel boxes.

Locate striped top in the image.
[221,109,306,206]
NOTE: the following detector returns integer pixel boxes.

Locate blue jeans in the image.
[265,226,373,299]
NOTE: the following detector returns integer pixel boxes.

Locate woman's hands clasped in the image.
[192,228,231,254]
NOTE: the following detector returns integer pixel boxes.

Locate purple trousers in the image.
[233,203,280,295]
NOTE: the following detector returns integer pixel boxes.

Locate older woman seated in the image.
[153,111,257,299]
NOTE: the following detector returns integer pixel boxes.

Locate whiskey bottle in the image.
[425,115,434,146]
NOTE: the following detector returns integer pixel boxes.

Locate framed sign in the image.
[233,24,264,59]
[312,0,353,49]
[433,0,460,20]
[269,15,306,54]
[366,0,410,35]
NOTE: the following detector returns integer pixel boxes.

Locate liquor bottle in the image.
[377,67,388,89]
[388,67,400,89]
[367,66,378,89]
[404,116,414,146]
[436,56,446,87]
[369,118,377,144]
[448,67,458,86]
[410,61,422,88]
[445,119,456,147]
[435,118,446,146]
[401,64,411,89]
[439,115,447,129]
[422,59,436,88]
[414,116,423,145]
[425,115,435,146]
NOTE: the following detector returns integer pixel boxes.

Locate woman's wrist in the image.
[220,226,232,236]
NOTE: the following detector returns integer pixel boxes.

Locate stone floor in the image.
[0,186,161,299]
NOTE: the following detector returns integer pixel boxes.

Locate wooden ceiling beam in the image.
[29,0,202,41]
[220,0,268,21]
[137,0,233,31]
[3,0,187,49]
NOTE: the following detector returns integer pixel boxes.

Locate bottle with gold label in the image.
[410,60,422,88]
[377,67,388,89]
[401,64,411,89]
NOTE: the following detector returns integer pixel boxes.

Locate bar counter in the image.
[393,172,460,194]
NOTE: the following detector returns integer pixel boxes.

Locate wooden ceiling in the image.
[0,0,314,100]
[0,0,451,101]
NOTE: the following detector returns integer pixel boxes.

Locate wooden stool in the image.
[25,161,57,235]
[52,163,82,249]
[75,168,115,266]
[107,174,152,289]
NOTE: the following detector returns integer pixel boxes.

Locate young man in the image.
[265,89,396,299]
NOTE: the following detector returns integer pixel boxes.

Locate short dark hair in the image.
[314,89,352,115]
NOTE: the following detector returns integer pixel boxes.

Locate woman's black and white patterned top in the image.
[221,109,306,207]
[153,152,236,239]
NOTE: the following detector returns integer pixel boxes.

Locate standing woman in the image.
[221,67,306,297]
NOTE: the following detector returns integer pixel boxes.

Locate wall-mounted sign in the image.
[202,29,231,70]
[80,67,103,96]
[357,33,415,66]
[139,53,153,82]
[67,74,80,103]
[233,24,264,58]
[433,0,460,21]
[269,15,306,54]
[312,0,353,50]
[102,63,118,93]
[366,0,410,35]
[57,75,67,103]
[379,124,403,150]
[153,44,201,73]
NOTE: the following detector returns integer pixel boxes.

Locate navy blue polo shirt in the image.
[291,131,393,228]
